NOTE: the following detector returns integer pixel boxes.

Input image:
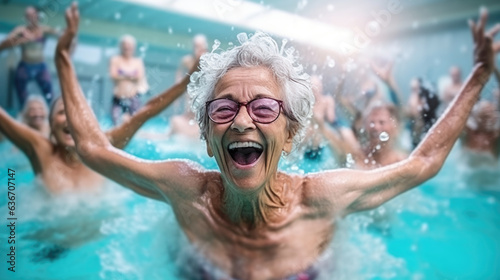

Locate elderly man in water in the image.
[57,4,497,279]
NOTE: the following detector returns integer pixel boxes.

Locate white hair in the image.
[188,32,314,149]
[21,95,48,124]
[119,34,136,46]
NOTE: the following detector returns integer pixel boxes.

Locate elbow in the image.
[75,142,110,166]
[408,154,443,182]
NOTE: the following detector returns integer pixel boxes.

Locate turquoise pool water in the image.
[0,122,499,280]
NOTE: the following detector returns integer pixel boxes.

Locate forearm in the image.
[411,65,489,170]
[55,48,109,150]
[109,61,196,148]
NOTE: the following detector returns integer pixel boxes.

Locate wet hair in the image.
[417,78,440,130]
[21,95,48,124]
[188,32,314,149]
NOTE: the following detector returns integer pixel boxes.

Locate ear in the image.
[206,140,214,157]
[283,130,294,154]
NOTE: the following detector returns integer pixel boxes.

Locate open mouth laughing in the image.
[228,141,263,167]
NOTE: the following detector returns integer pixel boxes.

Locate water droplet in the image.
[138,13,144,19]
[231,26,235,31]
[237,33,248,44]
[346,153,355,168]
[327,56,335,68]
[379,131,390,142]
[375,144,381,150]
[114,12,121,20]
[168,27,173,34]
[371,160,376,165]
[188,28,192,33]
[420,223,428,232]
[369,122,375,128]
[212,39,221,52]
[311,64,317,72]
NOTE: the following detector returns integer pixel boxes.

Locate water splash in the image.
[346,153,355,168]
[114,12,121,20]
[327,56,336,68]
[211,39,221,53]
[237,33,248,44]
[379,132,390,142]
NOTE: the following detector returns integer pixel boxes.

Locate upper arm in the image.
[0,108,46,158]
[78,143,206,203]
[109,57,120,79]
[308,156,433,216]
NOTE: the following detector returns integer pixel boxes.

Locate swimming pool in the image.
[0,122,499,280]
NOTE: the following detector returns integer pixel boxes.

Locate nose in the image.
[231,106,256,133]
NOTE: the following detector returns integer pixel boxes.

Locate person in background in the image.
[20,94,50,137]
[109,34,146,124]
[0,50,199,194]
[0,6,59,108]
[440,66,463,111]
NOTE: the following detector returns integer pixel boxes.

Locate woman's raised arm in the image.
[55,3,205,202]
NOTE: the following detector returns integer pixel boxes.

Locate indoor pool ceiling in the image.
[1,0,500,52]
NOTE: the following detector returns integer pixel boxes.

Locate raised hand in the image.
[370,60,394,84]
[57,2,79,54]
[469,8,499,77]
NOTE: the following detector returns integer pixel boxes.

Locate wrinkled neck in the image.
[222,175,288,229]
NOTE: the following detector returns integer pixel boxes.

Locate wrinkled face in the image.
[25,7,38,26]
[450,67,461,84]
[25,100,47,130]
[50,99,74,147]
[121,40,135,58]
[364,107,398,145]
[206,67,293,192]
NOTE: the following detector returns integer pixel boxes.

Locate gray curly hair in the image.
[187,32,314,149]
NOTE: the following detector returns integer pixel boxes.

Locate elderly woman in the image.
[57,4,497,279]
[109,34,146,124]
[20,94,50,137]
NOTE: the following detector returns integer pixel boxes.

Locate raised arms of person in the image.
[371,60,403,108]
[56,3,205,202]
[311,9,498,217]
[106,56,201,149]
[0,106,48,173]
[0,27,32,51]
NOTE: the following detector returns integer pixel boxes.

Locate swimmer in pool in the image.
[57,4,498,279]
[0,6,59,107]
[0,56,199,195]
[109,34,147,125]
[20,94,50,137]
[301,75,335,161]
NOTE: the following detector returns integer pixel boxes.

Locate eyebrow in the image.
[215,93,275,101]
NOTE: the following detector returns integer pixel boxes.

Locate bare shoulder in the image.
[155,159,216,200]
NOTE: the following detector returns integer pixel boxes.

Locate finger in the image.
[476,7,488,34]
[469,19,477,42]
[486,23,500,38]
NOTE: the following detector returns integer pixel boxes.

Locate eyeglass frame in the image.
[205,97,285,124]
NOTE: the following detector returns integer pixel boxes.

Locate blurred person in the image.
[0,6,59,107]
[440,66,463,111]
[57,5,497,279]
[20,94,50,137]
[109,34,146,124]
[407,78,441,148]
[0,54,199,194]
[302,75,335,160]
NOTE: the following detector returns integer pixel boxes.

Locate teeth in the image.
[228,142,263,150]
